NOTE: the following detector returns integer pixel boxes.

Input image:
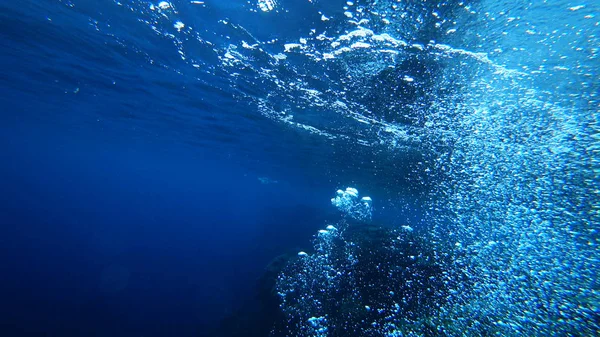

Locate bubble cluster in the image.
[258,0,277,13]
[330,187,372,221]
[274,190,452,337]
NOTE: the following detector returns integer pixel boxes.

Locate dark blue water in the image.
[0,2,339,336]
[1,97,342,334]
[0,1,426,336]
[1,110,336,334]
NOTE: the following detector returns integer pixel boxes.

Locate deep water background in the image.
[0,117,336,336]
[0,1,429,336]
[0,9,333,336]
[0,122,425,336]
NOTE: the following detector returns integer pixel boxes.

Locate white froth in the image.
[173,21,185,31]
[322,53,335,60]
[351,42,371,49]
[258,0,276,12]
[284,43,302,52]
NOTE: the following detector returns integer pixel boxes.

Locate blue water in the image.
[0,1,401,335]
[1,0,598,336]
[1,2,327,335]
